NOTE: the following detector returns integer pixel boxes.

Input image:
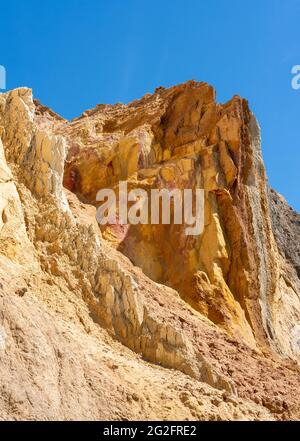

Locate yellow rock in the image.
[0,83,299,421]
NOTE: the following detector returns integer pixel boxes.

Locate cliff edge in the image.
[0,82,299,420]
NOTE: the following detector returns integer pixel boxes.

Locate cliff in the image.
[0,82,299,420]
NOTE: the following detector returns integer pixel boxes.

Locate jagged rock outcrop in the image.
[269,188,300,279]
[60,81,299,357]
[0,82,299,420]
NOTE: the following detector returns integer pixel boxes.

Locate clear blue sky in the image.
[1,0,300,210]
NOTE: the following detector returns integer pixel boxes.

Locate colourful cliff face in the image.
[0,83,299,420]
[61,81,300,355]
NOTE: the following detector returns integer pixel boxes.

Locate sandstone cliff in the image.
[0,82,299,420]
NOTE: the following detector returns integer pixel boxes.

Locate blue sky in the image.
[1,0,300,210]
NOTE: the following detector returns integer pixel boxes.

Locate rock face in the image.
[0,82,299,420]
[269,188,300,279]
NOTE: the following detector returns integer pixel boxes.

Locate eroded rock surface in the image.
[0,83,299,420]
[269,188,300,278]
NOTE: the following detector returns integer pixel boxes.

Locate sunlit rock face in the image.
[0,82,299,421]
[61,81,299,355]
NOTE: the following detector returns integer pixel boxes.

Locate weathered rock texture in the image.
[269,188,300,279]
[0,82,299,420]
